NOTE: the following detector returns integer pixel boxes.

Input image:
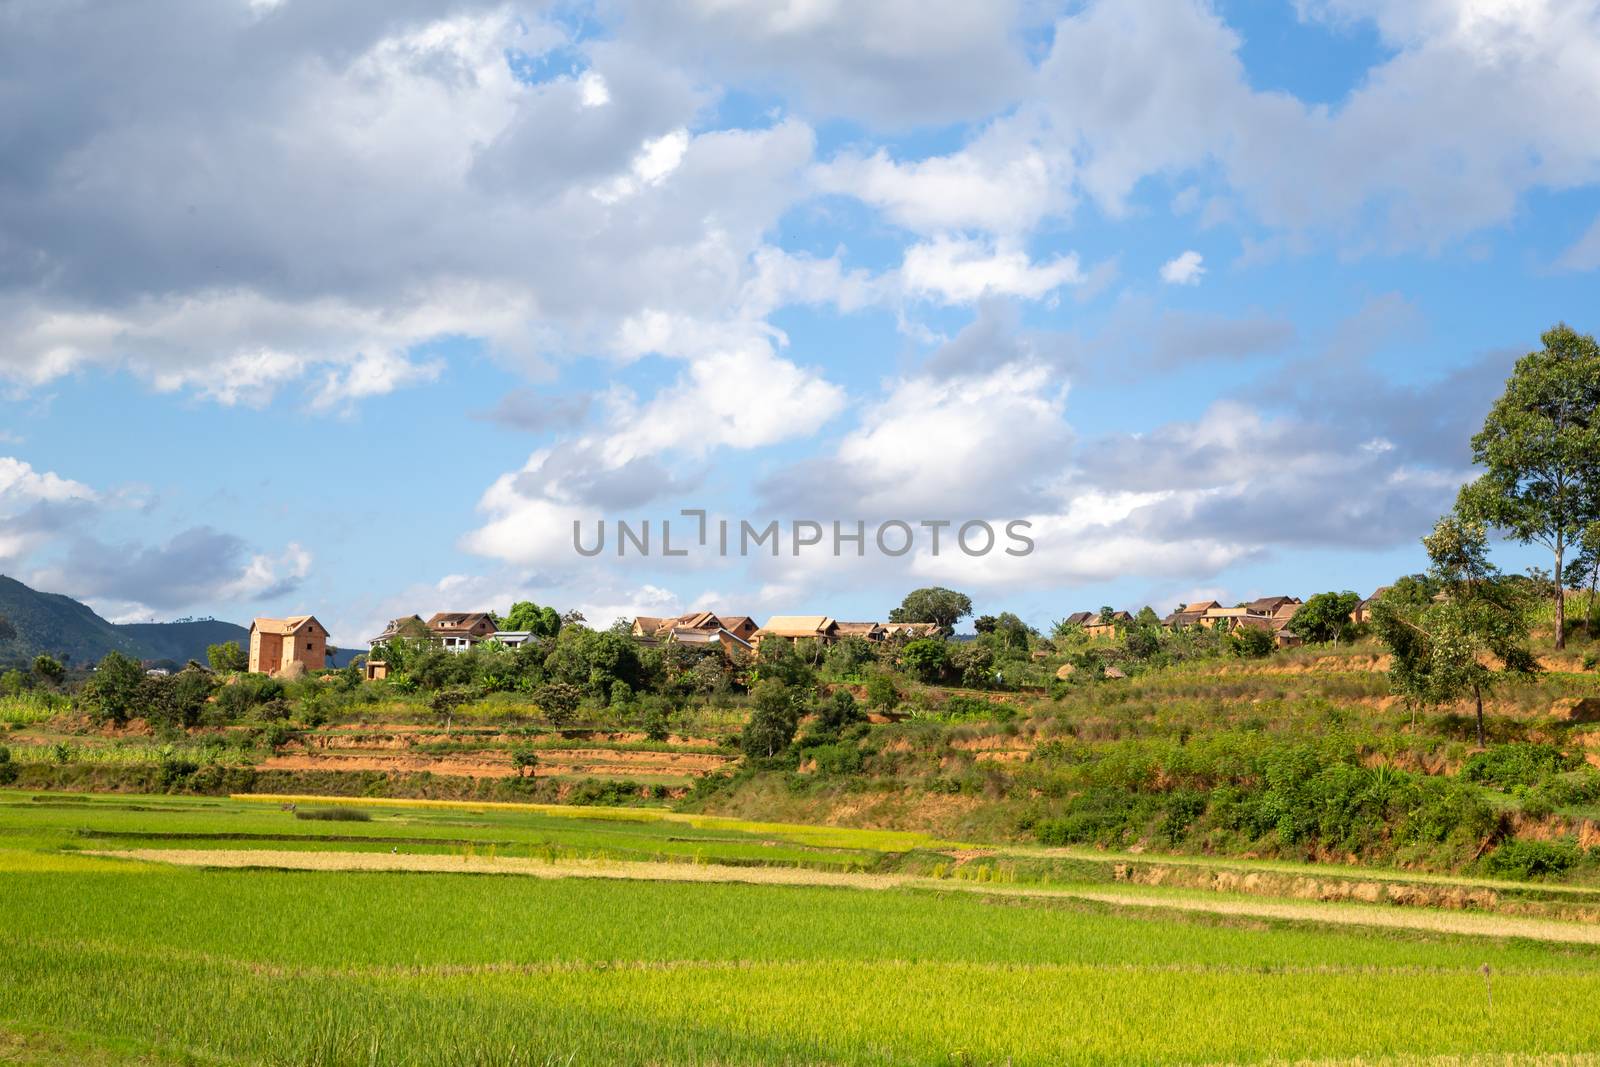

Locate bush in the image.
[808,742,865,776]
[214,674,286,722]
[864,673,900,712]
[0,745,14,786]
[1482,839,1581,880]
[1462,743,1581,790]
[1399,781,1499,845]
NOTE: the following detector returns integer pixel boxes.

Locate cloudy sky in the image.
[3,0,1599,642]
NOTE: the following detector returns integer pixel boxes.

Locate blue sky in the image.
[3,0,1599,644]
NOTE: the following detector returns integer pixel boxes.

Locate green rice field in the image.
[2,791,1599,1065]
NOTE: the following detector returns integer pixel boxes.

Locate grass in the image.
[3,789,1600,1063]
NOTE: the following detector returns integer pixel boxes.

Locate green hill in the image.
[116,619,250,668]
[0,575,248,668]
[0,574,143,667]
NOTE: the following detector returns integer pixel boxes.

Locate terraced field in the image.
[4,790,1600,1065]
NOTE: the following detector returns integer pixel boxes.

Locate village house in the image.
[368,615,428,648]
[632,612,759,646]
[1350,588,1390,625]
[881,621,942,639]
[1075,614,1139,639]
[427,612,498,652]
[753,615,840,649]
[248,615,328,676]
[1161,601,1220,628]
[834,621,888,642]
[1246,595,1302,616]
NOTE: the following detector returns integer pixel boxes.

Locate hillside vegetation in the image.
[5,595,1600,887]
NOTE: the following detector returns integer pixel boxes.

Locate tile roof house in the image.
[249,615,328,676]
[426,612,498,652]
[368,615,428,649]
[630,614,761,646]
[1162,601,1219,629]
[1245,595,1302,615]
[666,626,755,654]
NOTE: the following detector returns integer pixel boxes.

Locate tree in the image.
[1459,323,1600,650]
[534,681,583,727]
[1050,617,1084,641]
[1125,625,1161,660]
[972,615,997,634]
[510,745,539,778]
[207,641,247,673]
[500,600,562,638]
[989,612,1031,653]
[1098,606,1115,626]
[83,651,146,724]
[0,616,15,644]
[898,638,951,682]
[1287,592,1362,645]
[30,654,64,686]
[742,679,800,758]
[864,672,900,712]
[888,587,973,635]
[1372,515,1537,746]
[814,689,864,734]
[1231,627,1276,659]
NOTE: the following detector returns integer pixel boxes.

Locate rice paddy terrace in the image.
[3,791,1600,1065]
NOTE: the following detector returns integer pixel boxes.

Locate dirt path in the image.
[90,848,1600,946]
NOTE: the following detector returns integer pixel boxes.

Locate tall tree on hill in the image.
[1371,515,1537,747]
[888,587,972,636]
[1459,323,1600,650]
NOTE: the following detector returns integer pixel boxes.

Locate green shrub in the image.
[808,743,865,776]
[1482,839,1581,880]
[1399,781,1499,845]
[1462,743,1580,790]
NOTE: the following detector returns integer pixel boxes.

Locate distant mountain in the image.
[117,619,251,668]
[0,575,248,668]
[0,575,368,670]
[0,574,143,667]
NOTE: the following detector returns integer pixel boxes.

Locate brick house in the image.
[248,615,328,676]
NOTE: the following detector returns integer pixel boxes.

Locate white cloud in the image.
[812,116,1070,236]
[578,70,611,108]
[1159,250,1206,285]
[902,237,1082,304]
